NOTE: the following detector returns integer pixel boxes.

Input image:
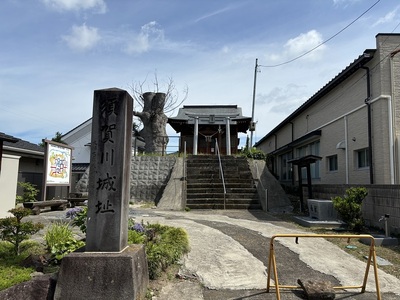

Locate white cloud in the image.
[283,30,327,61]
[124,21,165,54]
[41,0,106,13]
[62,23,101,51]
[373,6,400,26]
[221,46,230,54]
[257,84,308,114]
[194,3,243,23]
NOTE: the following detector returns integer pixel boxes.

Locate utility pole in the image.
[250,58,258,147]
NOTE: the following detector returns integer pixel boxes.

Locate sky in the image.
[1,0,400,150]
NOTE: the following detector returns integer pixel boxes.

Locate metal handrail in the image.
[215,139,227,209]
[182,141,187,208]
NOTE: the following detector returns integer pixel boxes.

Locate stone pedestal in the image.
[307,199,338,220]
[54,244,148,300]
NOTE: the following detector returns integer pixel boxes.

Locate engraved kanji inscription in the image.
[96,173,117,191]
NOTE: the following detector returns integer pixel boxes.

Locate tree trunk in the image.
[133,92,169,154]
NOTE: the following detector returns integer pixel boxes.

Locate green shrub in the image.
[15,182,39,203]
[240,147,267,160]
[0,208,43,255]
[332,187,368,231]
[44,221,74,252]
[66,207,87,234]
[18,240,45,257]
[44,219,85,264]
[128,222,190,280]
[128,230,146,244]
[50,239,85,263]
[145,226,189,279]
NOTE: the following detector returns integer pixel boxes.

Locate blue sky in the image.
[1,0,399,148]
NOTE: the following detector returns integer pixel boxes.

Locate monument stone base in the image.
[54,244,149,300]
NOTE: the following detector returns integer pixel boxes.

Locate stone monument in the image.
[55,88,148,299]
[85,88,132,251]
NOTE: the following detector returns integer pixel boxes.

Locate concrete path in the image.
[29,208,400,299]
[132,209,400,300]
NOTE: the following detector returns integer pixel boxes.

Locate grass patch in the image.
[0,265,34,290]
[0,240,47,291]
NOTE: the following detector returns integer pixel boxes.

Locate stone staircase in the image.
[185,155,261,209]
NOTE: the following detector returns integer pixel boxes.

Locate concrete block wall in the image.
[130,156,176,203]
[311,184,400,235]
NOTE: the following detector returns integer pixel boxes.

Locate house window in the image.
[357,148,370,169]
[328,155,338,171]
[279,152,292,181]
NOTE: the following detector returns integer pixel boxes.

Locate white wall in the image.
[0,154,20,218]
[62,120,92,164]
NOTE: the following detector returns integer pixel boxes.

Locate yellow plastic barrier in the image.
[266,234,381,300]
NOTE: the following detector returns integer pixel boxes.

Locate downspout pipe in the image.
[273,133,277,176]
[289,121,294,142]
[390,49,400,183]
[344,115,349,184]
[289,121,295,186]
[362,66,374,184]
[369,94,394,184]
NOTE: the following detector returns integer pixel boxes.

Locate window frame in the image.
[327,155,338,172]
[356,148,370,169]
[279,151,293,181]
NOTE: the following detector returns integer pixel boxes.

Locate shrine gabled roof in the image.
[168,105,252,133]
[169,105,250,121]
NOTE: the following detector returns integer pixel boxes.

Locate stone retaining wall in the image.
[130,156,176,203]
[74,156,177,204]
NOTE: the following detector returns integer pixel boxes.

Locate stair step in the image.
[186,198,261,204]
[186,187,257,193]
[186,193,259,200]
[186,203,262,209]
[186,180,254,189]
[185,155,261,210]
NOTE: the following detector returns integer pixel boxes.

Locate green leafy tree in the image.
[15,182,39,203]
[38,131,67,146]
[0,208,43,255]
[332,187,368,231]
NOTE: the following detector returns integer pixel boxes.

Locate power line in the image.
[260,0,381,68]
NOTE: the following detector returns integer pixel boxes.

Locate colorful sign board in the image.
[44,140,73,185]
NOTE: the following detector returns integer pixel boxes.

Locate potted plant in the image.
[15,182,39,209]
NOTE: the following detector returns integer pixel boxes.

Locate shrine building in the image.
[168,105,253,155]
